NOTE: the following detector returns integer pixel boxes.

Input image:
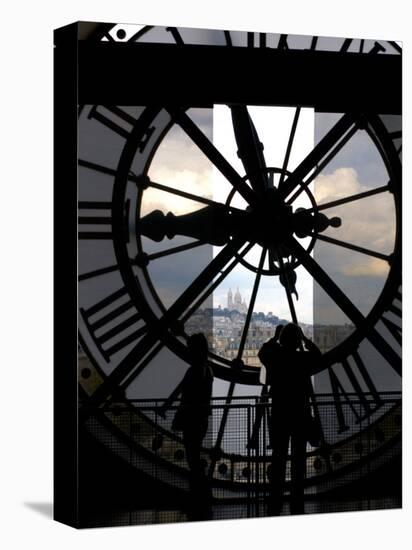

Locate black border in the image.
[53,22,79,528]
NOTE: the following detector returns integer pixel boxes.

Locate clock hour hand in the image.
[230,105,268,196]
[138,197,342,247]
[138,205,246,246]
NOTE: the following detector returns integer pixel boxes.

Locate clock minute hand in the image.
[230,105,268,197]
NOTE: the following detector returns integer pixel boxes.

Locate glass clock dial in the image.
[78,24,401,494]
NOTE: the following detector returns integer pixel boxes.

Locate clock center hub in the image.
[249,187,294,247]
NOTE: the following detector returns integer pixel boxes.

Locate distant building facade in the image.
[227,287,248,314]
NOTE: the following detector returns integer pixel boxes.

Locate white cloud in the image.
[314,167,396,277]
[341,258,390,278]
[142,167,213,216]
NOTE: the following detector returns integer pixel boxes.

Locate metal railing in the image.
[82,392,401,498]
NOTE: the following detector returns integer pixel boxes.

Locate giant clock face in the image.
[78,23,401,495]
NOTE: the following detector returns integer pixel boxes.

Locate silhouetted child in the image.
[259,323,321,515]
[172,333,213,513]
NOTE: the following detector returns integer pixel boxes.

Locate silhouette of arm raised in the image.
[301,333,323,375]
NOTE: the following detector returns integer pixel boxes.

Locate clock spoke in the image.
[141,240,207,263]
[79,158,118,177]
[288,237,401,375]
[314,233,391,262]
[230,105,268,196]
[181,242,254,323]
[289,236,369,327]
[166,107,255,204]
[278,107,301,189]
[156,379,184,418]
[135,174,244,213]
[286,123,359,205]
[238,248,267,359]
[279,113,357,202]
[306,184,390,214]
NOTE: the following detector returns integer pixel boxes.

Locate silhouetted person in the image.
[258,323,321,515]
[172,333,213,518]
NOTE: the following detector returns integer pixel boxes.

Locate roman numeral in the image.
[339,39,386,54]
[277,34,289,50]
[78,200,130,241]
[368,41,386,55]
[80,286,146,362]
[389,129,402,156]
[247,32,267,48]
[329,352,383,433]
[88,106,137,138]
[381,287,402,346]
[87,106,155,150]
[310,36,318,51]
[340,38,353,52]
[78,201,112,240]
[224,31,233,47]
[366,286,402,376]
[165,27,184,45]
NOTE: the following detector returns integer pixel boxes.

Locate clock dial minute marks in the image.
[288,237,401,376]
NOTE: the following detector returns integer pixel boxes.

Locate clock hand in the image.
[138,205,247,246]
[138,199,342,247]
[230,105,268,196]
